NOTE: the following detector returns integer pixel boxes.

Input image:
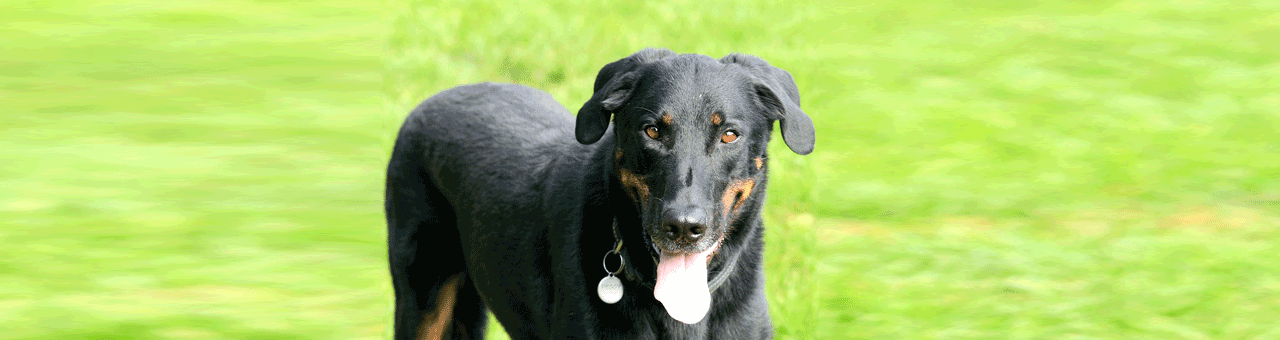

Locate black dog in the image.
[386,48,814,340]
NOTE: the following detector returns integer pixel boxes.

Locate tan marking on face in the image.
[754,156,764,170]
[661,113,673,125]
[710,113,723,125]
[615,148,623,161]
[720,178,756,217]
[617,168,650,205]
[417,273,463,340]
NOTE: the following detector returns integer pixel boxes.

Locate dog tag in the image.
[597,275,623,304]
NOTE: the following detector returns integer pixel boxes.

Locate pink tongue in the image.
[653,246,716,324]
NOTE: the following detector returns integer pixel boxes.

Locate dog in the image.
[385,48,814,340]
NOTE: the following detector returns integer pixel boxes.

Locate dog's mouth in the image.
[640,228,723,325]
[653,238,721,324]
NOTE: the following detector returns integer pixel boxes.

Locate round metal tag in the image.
[597,275,623,304]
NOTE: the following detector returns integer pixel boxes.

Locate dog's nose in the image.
[662,208,708,245]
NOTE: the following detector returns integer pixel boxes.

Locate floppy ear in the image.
[720,54,815,155]
[576,48,677,144]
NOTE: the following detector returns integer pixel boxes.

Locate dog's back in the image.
[392,82,595,217]
[400,83,576,184]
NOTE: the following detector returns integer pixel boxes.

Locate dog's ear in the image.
[576,48,677,144]
[721,54,815,155]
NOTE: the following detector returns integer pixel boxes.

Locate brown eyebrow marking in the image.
[754,156,764,170]
[615,148,623,161]
[617,168,650,206]
[720,178,756,217]
[710,112,723,125]
[661,113,673,125]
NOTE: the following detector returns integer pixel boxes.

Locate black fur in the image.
[386,48,814,340]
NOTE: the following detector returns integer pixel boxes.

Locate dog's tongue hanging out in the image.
[653,244,718,324]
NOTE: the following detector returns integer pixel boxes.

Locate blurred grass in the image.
[814,1,1280,220]
[4,0,1280,339]
[3,0,387,338]
[819,208,1280,339]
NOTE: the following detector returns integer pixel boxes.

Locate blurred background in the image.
[4,0,1278,339]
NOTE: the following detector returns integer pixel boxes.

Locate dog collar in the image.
[706,240,739,293]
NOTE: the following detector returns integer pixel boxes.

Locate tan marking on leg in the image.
[661,113,673,125]
[710,113,723,125]
[720,178,756,217]
[617,168,650,205]
[754,156,764,170]
[418,274,463,340]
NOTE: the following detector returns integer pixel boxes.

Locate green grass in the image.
[4,0,1279,339]
[819,209,1280,339]
[3,0,386,338]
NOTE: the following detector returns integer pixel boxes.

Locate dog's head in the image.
[576,48,814,324]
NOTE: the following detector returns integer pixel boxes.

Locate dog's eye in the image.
[721,130,739,144]
[644,125,661,140]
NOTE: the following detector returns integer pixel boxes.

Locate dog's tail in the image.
[386,118,487,340]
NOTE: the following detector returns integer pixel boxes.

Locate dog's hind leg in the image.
[416,272,488,340]
[386,146,487,340]
[445,273,489,339]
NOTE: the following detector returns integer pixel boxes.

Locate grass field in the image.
[4,0,1279,339]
